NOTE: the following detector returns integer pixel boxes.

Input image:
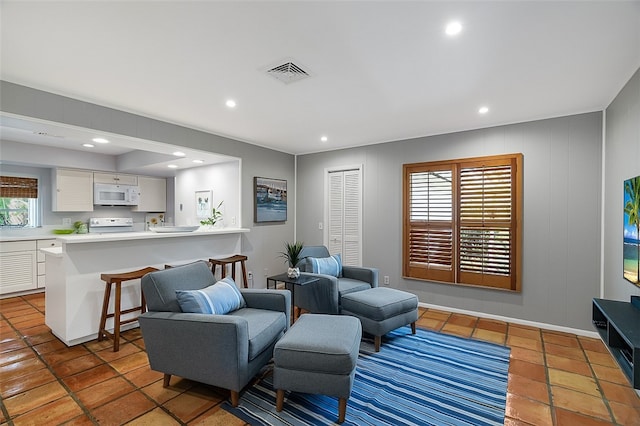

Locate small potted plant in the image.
[280,241,304,278]
[73,220,88,234]
[200,201,224,228]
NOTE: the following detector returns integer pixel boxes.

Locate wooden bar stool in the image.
[98,266,158,351]
[209,254,248,288]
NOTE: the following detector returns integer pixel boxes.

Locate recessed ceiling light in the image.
[445,21,463,36]
[167,164,178,169]
[226,99,237,108]
[320,136,328,142]
[173,151,186,157]
[192,159,204,164]
[478,106,489,114]
[92,137,109,144]
[82,143,94,148]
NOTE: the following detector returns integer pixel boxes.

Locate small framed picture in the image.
[254,177,287,223]
[195,190,212,218]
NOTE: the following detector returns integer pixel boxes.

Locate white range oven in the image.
[88,217,134,233]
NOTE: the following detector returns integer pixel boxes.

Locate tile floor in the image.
[1,293,639,425]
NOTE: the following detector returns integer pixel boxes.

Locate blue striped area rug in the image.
[223,327,510,425]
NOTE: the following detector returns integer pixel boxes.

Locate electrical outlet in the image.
[231,216,237,226]
[247,271,253,288]
[383,276,390,286]
[62,218,71,226]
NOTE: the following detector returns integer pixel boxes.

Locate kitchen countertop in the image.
[1,227,249,243]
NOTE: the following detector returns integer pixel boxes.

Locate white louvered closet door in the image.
[327,167,362,266]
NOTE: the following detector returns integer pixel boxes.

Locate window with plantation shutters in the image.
[403,154,522,291]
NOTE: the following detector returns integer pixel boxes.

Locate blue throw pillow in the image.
[175,277,246,314]
[306,254,342,277]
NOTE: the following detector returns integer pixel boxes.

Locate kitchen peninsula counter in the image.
[55,227,249,244]
[43,227,250,346]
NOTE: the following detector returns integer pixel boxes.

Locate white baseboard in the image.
[418,302,600,339]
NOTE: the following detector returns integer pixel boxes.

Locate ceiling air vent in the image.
[266,61,310,84]
[34,131,64,138]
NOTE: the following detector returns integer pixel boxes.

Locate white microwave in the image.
[94,183,140,206]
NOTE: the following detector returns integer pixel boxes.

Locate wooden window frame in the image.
[403,153,523,292]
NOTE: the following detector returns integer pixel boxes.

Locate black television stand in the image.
[592,296,640,390]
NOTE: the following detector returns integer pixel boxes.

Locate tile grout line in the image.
[20,294,173,424]
[0,311,16,426]
[2,295,100,425]
[538,326,557,426]
[4,296,230,425]
[577,336,620,425]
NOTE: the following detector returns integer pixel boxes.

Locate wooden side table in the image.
[267,273,319,321]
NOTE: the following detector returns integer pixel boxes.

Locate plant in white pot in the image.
[280,241,304,278]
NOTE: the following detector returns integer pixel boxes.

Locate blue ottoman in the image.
[341,287,418,351]
[274,314,361,424]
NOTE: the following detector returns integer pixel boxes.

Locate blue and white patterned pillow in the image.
[306,254,342,277]
[175,277,246,315]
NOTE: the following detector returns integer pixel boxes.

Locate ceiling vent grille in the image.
[266,61,310,84]
[34,131,64,138]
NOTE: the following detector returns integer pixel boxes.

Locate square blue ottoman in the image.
[341,287,418,351]
[273,313,361,424]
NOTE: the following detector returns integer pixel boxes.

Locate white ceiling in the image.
[1,1,639,158]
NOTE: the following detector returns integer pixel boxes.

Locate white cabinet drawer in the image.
[37,274,46,288]
[37,240,60,262]
[37,262,46,276]
[0,240,37,253]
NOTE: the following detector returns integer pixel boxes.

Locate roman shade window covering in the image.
[403,153,523,291]
[0,176,38,198]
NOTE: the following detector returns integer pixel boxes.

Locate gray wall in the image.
[0,81,296,288]
[297,112,603,331]
[604,67,640,301]
[4,72,637,331]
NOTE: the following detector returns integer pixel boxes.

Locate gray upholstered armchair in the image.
[295,245,378,314]
[138,261,290,406]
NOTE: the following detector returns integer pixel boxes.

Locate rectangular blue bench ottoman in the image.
[273,313,361,424]
[341,287,418,351]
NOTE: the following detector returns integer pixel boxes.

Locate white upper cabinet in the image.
[52,168,94,212]
[132,176,167,212]
[93,172,138,185]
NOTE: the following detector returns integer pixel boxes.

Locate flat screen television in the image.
[623,174,640,286]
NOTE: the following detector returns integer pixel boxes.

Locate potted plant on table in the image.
[280,241,304,278]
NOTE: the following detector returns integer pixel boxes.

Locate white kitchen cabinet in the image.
[93,172,138,185]
[37,239,60,288]
[132,176,167,212]
[52,168,94,212]
[0,241,37,294]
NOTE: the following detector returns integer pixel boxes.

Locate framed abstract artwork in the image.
[254,177,287,223]
[195,190,212,218]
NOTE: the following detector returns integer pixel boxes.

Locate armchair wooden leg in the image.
[374,335,381,352]
[338,397,347,423]
[276,389,285,411]
[411,321,416,334]
[230,390,240,407]
[163,374,171,387]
